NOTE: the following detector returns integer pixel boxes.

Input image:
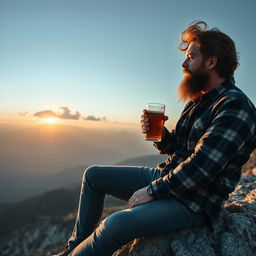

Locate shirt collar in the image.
[197,78,235,104]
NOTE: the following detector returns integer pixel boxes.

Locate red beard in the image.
[178,68,210,102]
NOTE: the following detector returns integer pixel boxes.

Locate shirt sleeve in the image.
[153,127,177,155]
[151,97,256,199]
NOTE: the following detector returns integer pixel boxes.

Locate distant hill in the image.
[115,154,166,166]
[0,154,166,203]
[0,186,125,240]
[0,165,87,203]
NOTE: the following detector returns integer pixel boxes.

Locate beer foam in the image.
[147,110,164,114]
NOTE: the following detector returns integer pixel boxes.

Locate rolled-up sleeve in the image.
[151,98,255,199]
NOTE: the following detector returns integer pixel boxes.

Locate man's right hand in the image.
[140,109,169,136]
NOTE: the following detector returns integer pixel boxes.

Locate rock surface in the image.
[114,175,256,256]
[242,151,256,176]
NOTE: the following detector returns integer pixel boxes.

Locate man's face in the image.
[178,42,210,101]
[182,42,204,73]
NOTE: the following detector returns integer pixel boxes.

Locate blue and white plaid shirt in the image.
[151,79,256,227]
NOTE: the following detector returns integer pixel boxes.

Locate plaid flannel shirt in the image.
[151,79,256,227]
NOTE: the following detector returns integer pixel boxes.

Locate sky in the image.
[1,0,256,127]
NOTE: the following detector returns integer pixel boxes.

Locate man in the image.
[53,21,256,256]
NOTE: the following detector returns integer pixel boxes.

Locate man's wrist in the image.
[161,126,166,140]
[147,185,155,198]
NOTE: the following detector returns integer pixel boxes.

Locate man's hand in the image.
[141,109,168,136]
[128,186,154,208]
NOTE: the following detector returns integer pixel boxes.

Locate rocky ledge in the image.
[114,175,256,256]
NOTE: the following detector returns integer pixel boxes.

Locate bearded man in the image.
[52,21,256,256]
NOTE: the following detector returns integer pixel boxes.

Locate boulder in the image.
[113,175,256,256]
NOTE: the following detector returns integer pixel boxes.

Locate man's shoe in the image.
[52,245,74,256]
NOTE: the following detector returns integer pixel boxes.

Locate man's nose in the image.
[182,60,188,69]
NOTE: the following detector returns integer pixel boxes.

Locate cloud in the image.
[33,106,105,122]
[34,106,80,120]
[34,110,58,118]
[58,106,80,120]
[83,115,101,121]
[83,116,107,121]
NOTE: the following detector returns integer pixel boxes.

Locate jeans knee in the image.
[82,165,100,184]
[103,210,134,239]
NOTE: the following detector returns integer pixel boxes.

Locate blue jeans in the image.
[68,165,207,256]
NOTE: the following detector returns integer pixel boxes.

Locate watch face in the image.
[147,186,153,196]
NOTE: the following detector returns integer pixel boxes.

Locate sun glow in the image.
[45,117,58,124]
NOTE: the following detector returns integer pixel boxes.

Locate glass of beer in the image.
[145,103,165,142]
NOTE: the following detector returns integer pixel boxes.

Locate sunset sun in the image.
[45,117,58,124]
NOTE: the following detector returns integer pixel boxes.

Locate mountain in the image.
[0,165,87,203]
[0,186,125,241]
[0,154,166,204]
[116,154,166,166]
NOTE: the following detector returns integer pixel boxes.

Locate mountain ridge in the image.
[0,154,166,204]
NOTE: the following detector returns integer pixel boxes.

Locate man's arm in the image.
[150,97,256,199]
[153,127,177,155]
[152,101,194,155]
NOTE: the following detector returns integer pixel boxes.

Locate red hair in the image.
[179,21,239,79]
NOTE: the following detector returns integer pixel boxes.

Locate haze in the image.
[0,121,157,176]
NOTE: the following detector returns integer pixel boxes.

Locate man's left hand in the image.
[128,186,154,208]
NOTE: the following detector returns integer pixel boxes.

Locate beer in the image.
[145,111,165,141]
[145,103,165,142]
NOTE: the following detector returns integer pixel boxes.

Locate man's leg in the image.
[67,165,159,250]
[69,197,207,256]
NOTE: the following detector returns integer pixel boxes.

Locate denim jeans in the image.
[67,165,207,256]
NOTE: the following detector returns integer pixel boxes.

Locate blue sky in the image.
[1,0,255,126]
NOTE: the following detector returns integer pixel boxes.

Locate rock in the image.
[242,150,256,176]
[113,175,256,256]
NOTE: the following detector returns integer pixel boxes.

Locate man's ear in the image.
[206,56,217,70]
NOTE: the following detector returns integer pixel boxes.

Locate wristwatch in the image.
[147,185,155,197]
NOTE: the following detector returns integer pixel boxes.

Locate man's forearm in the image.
[153,127,177,155]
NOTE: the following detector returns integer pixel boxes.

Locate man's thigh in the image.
[85,165,160,201]
[103,198,207,239]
